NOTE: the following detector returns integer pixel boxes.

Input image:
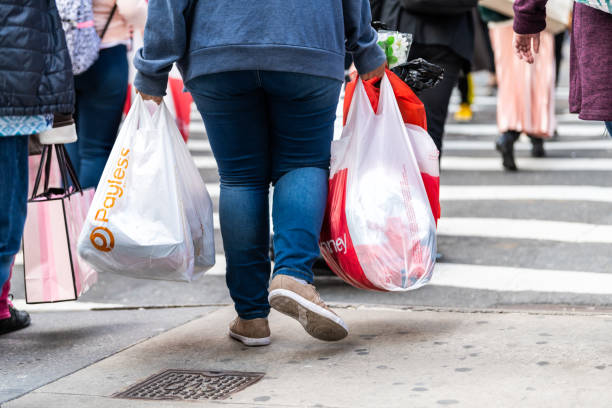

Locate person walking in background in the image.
[66,0,146,189]
[482,7,555,171]
[454,8,498,122]
[453,64,474,122]
[513,0,612,138]
[0,0,75,334]
[135,0,386,346]
[372,0,477,153]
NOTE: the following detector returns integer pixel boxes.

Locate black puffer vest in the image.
[0,0,75,115]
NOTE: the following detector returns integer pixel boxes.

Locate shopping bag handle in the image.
[30,145,83,200]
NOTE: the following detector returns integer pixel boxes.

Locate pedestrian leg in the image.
[67,45,128,189]
[187,71,272,321]
[0,136,31,334]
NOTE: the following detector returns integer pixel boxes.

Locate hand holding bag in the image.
[78,95,215,281]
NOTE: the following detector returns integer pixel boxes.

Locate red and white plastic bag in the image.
[319,73,437,291]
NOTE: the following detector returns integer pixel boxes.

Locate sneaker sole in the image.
[228,330,271,347]
[268,289,348,342]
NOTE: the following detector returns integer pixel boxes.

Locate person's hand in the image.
[360,61,387,81]
[514,32,540,64]
[135,88,163,105]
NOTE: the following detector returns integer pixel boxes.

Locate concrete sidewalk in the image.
[5,305,612,408]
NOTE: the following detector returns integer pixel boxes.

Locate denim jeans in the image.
[66,45,128,189]
[187,71,341,319]
[606,121,612,138]
[0,136,29,294]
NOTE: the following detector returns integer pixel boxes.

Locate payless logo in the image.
[320,233,348,255]
[89,148,129,252]
[90,226,114,252]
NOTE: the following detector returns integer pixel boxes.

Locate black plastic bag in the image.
[391,58,444,92]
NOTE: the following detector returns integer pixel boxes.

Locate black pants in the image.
[409,43,465,154]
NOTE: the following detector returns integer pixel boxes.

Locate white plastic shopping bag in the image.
[320,74,437,291]
[77,95,215,281]
[152,101,216,270]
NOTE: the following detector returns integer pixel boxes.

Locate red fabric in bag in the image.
[168,77,194,142]
[343,70,427,130]
[343,70,440,223]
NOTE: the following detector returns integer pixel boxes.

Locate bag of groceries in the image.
[319,72,437,291]
[77,95,215,281]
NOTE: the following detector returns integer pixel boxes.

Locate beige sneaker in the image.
[268,275,348,341]
[228,317,271,347]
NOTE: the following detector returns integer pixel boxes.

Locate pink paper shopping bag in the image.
[23,145,97,303]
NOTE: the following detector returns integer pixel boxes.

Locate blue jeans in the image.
[0,136,29,289]
[606,122,612,138]
[66,45,128,189]
[187,71,341,319]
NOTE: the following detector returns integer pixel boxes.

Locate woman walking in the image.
[0,0,75,334]
[483,7,556,171]
[513,0,612,136]
[135,0,386,345]
[66,0,146,189]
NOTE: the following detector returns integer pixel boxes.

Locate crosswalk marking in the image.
[438,217,612,244]
[187,139,211,151]
[189,122,206,134]
[11,299,125,312]
[444,123,607,137]
[441,156,612,171]
[193,155,218,169]
[441,185,612,203]
[444,139,612,151]
[431,263,612,295]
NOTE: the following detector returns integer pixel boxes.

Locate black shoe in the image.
[529,136,546,158]
[495,132,519,171]
[0,305,31,335]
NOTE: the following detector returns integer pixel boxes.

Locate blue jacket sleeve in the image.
[133,0,191,97]
[343,0,386,74]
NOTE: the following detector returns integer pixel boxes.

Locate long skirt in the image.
[489,21,556,138]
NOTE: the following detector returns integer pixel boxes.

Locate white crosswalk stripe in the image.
[431,263,612,295]
[441,156,612,171]
[441,185,612,203]
[438,218,612,244]
[444,139,612,151]
[444,123,607,137]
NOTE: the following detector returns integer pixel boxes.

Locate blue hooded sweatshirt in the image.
[134,0,386,96]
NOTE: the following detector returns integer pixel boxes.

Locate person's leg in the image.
[528,135,546,157]
[0,272,10,320]
[496,130,520,171]
[554,31,566,88]
[454,69,473,122]
[0,136,31,333]
[605,121,612,137]
[263,71,341,284]
[409,44,463,154]
[68,45,129,189]
[187,71,272,321]
[262,71,348,341]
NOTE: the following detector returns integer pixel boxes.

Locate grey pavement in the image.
[5,306,612,408]
[0,306,220,403]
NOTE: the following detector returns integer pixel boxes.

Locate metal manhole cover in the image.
[113,369,265,401]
